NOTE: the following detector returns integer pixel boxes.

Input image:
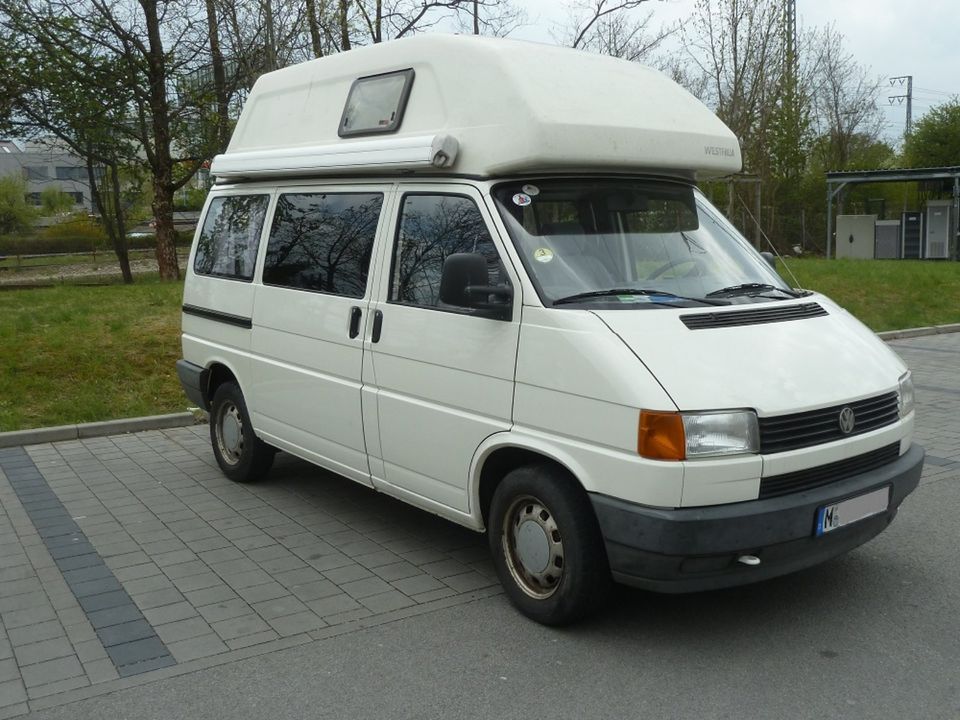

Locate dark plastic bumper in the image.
[591,442,924,593]
[176,359,208,410]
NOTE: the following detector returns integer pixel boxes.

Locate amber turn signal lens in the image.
[638,410,686,461]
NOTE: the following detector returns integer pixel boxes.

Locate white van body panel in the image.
[364,183,522,515]
[593,296,908,416]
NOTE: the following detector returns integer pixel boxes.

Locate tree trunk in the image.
[141,0,180,280]
[204,0,231,152]
[85,155,133,284]
[339,0,351,50]
[305,0,324,58]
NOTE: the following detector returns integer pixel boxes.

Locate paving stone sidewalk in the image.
[0,331,958,719]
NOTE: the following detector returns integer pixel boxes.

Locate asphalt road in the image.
[25,470,959,720]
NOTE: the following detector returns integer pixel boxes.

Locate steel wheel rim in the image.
[501,494,564,599]
[216,401,244,466]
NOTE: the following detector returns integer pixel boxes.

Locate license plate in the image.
[816,486,890,536]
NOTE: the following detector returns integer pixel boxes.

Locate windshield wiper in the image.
[553,288,725,306]
[705,283,804,299]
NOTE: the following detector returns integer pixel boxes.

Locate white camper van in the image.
[177,35,923,625]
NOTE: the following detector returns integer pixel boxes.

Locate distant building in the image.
[0,139,97,212]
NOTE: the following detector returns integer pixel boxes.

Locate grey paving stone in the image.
[221,569,273,590]
[96,620,156,648]
[122,574,175,596]
[105,636,170,668]
[72,638,108,663]
[225,630,279,651]
[171,571,223,593]
[154,617,214,644]
[116,654,176,678]
[141,602,197,627]
[0,679,26,709]
[131,587,185,610]
[322,607,372,626]
[183,585,238,607]
[372,561,422,582]
[0,641,11,662]
[18,655,84,688]
[168,633,229,663]
[104,551,150,570]
[235,581,289,605]
[0,660,17,684]
[162,560,208,580]
[288,579,340,603]
[113,563,163,582]
[2,605,57,630]
[251,596,309,621]
[5,621,64,648]
[77,590,130,614]
[0,578,43,600]
[54,553,102,572]
[359,590,417,614]
[390,574,446,596]
[0,593,41,615]
[210,614,273,641]
[442,571,497,592]
[62,621,98,644]
[266,611,326,636]
[60,564,113,585]
[317,563,372,585]
[339,576,393,600]
[69,576,124,598]
[305,593,363,618]
[25,674,89,700]
[197,598,251,624]
[301,552,354,573]
[409,587,459,604]
[81,657,119,684]
[12,637,75,667]
[209,558,259,576]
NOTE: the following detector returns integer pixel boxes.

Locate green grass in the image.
[0,277,186,431]
[0,258,958,432]
[778,258,960,332]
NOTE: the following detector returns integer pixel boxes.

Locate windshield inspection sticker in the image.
[533,248,554,263]
[512,193,532,207]
[522,184,540,196]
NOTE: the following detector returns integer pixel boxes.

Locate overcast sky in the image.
[509,0,959,142]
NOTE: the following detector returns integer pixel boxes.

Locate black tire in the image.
[488,464,611,626]
[209,381,275,483]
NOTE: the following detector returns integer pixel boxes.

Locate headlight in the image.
[639,410,759,460]
[898,372,914,418]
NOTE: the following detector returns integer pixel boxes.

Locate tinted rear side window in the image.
[263,193,383,297]
[194,195,269,281]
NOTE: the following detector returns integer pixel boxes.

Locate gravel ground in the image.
[0,257,180,286]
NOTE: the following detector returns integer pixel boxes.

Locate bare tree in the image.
[809,25,884,170]
[555,0,674,61]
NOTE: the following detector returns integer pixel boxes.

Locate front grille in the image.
[680,302,827,330]
[759,443,900,499]
[759,392,899,454]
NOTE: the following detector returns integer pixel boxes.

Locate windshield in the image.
[492,179,793,308]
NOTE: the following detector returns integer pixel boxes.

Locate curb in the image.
[877,322,960,341]
[0,411,202,449]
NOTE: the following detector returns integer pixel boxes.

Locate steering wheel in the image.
[646,257,709,281]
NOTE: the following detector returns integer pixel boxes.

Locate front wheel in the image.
[209,381,274,483]
[488,464,610,625]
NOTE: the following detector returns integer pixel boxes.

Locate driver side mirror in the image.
[760,251,777,270]
[439,253,513,320]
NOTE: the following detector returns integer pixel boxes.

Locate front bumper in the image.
[591,442,924,593]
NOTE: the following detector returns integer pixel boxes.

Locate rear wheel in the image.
[210,382,274,483]
[489,464,610,625]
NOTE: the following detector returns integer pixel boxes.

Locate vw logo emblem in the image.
[838,407,856,434]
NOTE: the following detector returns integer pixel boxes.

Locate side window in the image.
[263,193,382,297]
[390,194,503,308]
[194,195,269,281]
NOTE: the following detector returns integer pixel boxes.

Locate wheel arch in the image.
[470,433,594,531]
[202,358,247,409]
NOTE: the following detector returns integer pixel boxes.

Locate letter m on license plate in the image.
[816,486,890,536]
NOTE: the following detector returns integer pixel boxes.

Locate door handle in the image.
[372,310,383,343]
[348,306,362,339]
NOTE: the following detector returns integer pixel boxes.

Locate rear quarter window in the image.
[194,195,270,281]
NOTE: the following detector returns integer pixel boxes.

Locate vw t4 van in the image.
[177,35,924,625]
